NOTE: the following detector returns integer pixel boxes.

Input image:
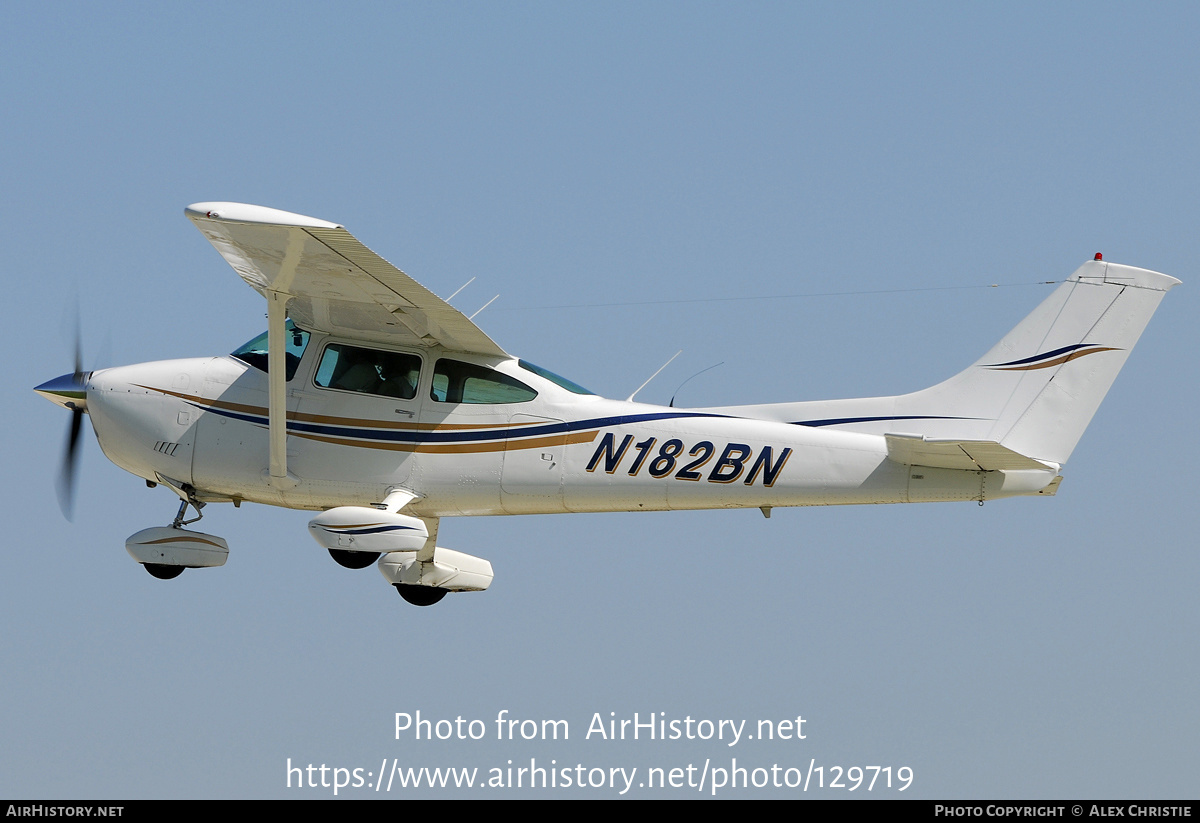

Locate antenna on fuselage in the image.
[626,350,682,403]
[669,361,724,407]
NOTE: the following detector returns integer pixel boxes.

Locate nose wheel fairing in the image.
[125,526,229,571]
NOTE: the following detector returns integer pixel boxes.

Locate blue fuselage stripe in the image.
[791,415,978,427]
[327,525,419,535]
[191,400,986,439]
[188,403,729,444]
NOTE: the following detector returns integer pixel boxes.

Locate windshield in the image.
[518,360,595,395]
[231,321,311,381]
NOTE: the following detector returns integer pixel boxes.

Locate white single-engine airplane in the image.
[35,203,1180,605]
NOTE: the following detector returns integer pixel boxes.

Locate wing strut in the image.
[266,291,296,488]
[264,223,308,489]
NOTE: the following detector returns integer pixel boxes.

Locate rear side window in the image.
[431,359,537,404]
[315,344,421,400]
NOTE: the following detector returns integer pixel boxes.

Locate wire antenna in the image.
[670,361,724,407]
[469,295,500,320]
[627,350,682,403]
[445,276,476,303]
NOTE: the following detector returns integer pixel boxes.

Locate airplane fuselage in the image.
[85,339,1051,521]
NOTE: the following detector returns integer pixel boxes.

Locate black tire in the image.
[144,563,184,580]
[395,584,447,606]
[329,549,381,569]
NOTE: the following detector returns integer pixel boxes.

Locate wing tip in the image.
[185,202,342,230]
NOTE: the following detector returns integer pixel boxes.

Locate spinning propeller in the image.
[34,329,91,519]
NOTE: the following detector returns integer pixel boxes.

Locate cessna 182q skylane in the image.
[34,203,1179,605]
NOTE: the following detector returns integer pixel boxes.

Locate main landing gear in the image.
[394,584,448,606]
[325,546,448,604]
[328,549,381,569]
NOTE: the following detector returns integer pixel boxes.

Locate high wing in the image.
[186,201,506,489]
[185,202,505,357]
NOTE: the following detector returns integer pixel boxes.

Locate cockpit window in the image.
[314,344,421,400]
[518,360,595,395]
[231,321,310,381]
[431,359,537,404]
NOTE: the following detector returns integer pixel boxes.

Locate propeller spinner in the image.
[34,337,91,518]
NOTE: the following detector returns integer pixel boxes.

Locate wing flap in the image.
[885,433,1056,471]
[305,226,502,354]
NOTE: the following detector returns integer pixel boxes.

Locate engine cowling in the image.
[307,507,429,553]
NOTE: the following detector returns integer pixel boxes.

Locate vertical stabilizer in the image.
[717,259,1179,465]
[975,260,1178,463]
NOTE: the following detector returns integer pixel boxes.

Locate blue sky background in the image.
[3,3,1197,798]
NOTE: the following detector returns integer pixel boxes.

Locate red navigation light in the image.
[1094,252,1103,260]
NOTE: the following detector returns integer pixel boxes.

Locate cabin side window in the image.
[430,359,537,404]
[231,321,310,382]
[314,344,422,400]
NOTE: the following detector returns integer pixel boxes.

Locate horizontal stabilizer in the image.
[885,433,1055,472]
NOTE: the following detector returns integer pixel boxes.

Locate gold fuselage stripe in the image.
[140,384,548,431]
[290,430,599,453]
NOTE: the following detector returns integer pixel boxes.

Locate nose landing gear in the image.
[125,484,229,579]
[170,492,205,529]
[144,564,185,580]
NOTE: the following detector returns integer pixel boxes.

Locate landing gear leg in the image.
[170,487,206,528]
